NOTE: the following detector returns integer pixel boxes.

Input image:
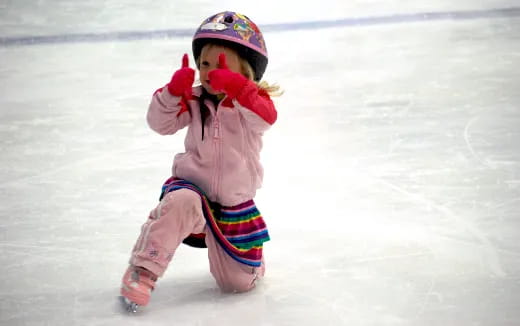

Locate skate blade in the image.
[119,296,139,313]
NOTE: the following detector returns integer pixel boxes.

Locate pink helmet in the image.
[192,11,268,81]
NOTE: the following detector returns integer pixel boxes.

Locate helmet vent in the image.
[224,15,234,24]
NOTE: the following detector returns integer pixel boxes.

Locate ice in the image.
[1,1,520,325]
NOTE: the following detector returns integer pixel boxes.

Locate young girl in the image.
[120,11,279,312]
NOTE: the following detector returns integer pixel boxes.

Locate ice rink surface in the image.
[1,1,520,325]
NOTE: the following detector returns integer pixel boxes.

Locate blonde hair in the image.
[240,58,283,97]
[197,43,283,97]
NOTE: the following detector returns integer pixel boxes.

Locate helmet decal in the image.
[234,22,254,41]
[200,22,228,31]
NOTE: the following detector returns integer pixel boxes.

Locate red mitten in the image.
[167,53,195,97]
[208,53,277,125]
[208,53,250,99]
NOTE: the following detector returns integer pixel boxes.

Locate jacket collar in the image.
[192,85,233,108]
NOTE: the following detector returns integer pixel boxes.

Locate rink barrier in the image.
[1,7,519,47]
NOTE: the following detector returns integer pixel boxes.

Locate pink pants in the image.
[129,189,265,292]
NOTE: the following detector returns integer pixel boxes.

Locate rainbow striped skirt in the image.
[159,177,270,267]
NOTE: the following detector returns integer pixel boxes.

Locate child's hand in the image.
[167,54,195,97]
[208,53,249,99]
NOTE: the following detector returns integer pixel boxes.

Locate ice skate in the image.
[120,265,157,312]
[119,295,140,313]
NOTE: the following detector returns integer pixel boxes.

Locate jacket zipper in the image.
[212,113,221,202]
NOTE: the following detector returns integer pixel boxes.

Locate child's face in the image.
[199,45,242,95]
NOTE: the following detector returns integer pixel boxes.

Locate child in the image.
[120,11,279,311]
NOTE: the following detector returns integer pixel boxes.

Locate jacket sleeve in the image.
[147,86,192,135]
[234,83,277,133]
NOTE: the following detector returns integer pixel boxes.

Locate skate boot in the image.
[120,265,157,312]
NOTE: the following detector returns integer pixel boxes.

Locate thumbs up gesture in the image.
[167,53,195,98]
[208,53,249,99]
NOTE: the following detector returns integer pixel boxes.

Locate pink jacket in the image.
[147,85,277,206]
